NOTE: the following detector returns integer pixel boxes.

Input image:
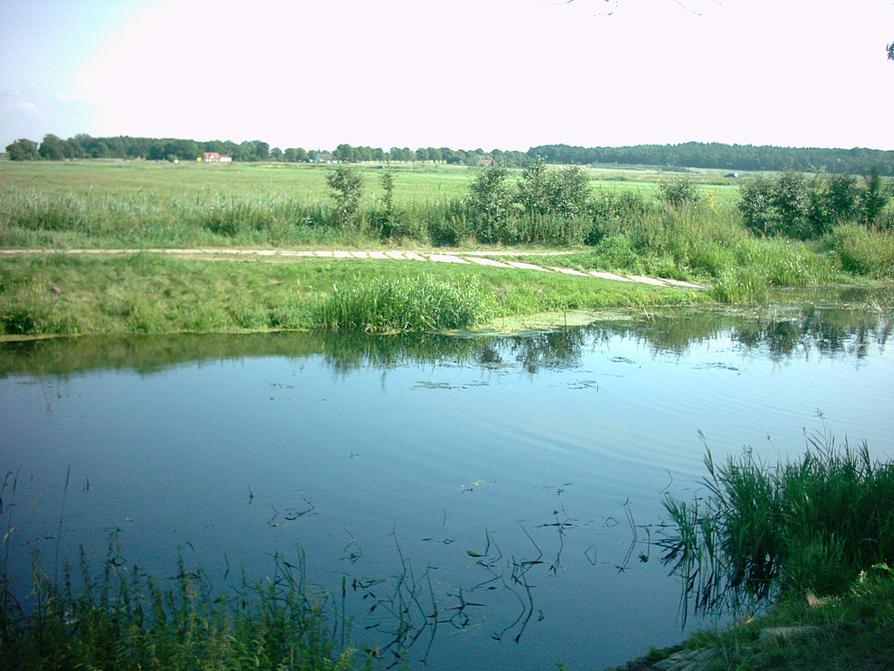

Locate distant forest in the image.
[5,134,894,175]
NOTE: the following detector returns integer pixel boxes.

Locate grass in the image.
[316,274,492,332]
[652,432,894,669]
[0,545,365,671]
[831,224,894,278]
[0,161,738,250]
[1,160,892,318]
[0,160,740,202]
[682,567,894,671]
[0,253,707,336]
[660,432,894,615]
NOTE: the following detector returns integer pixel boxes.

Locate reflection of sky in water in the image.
[1,309,893,670]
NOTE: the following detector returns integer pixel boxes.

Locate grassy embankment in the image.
[1,161,892,335]
[0,253,707,336]
[658,434,894,670]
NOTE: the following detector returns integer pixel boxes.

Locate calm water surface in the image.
[2,305,892,670]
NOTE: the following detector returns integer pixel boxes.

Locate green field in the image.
[0,159,742,204]
[1,159,891,337]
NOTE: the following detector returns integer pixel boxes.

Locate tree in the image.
[658,177,701,208]
[516,158,552,215]
[860,168,888,224]
[6,138,39,160]
[334,143,354,162]
[888,42,893,60]
[381,171,395,214]
[284,147,308,162]
[326,165,364,226]
[38,134,68,160]
[825,173,859,221]
[468,165,513,242]
[270,147,283,161]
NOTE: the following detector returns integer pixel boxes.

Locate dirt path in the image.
[0,247,706,290]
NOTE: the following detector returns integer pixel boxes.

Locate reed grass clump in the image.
[832,224,894,278]
[315,274,492,332]
[660,433,894,615]
[0,549,362,671]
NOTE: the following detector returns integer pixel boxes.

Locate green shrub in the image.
[590,234,642,273]
[738,170,889,240]
[658,177,701,208]
[426,201,471,246]
[326,165,364,227]
[467,165,514,243]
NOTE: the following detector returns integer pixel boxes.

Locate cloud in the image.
[9,100,38,114]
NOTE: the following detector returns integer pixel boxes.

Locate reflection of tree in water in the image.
[584,307,890,361]
[731,307,891,360]
[588,310,731,355]
[0,307,890,380]
[506,328,587,374]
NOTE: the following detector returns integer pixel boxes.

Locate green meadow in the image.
[0,159,741,203]
[0,159,891,336]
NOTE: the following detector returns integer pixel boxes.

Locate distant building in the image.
[724,172,738,178]
[478,157,494,167]
[203,151,233,163]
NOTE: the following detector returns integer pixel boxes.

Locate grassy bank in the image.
[2,161,892,324]
[656,433,894,670]
[0,254,707,336]
[679,568,894,670]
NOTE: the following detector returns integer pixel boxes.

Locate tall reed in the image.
[315,274,492,332]
[660,431,894,616]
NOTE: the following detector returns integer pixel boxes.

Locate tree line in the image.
[5,134,894,176]
[529,142,894,176]
[3,134,528,167]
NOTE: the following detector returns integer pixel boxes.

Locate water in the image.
[1,305,892,669]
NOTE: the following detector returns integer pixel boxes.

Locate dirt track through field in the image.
[0,247,706,290]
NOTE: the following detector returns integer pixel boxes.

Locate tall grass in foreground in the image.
[315,274,492,332]
[832,224,894,278]
[660,432,894,617]
[0,549,363,671]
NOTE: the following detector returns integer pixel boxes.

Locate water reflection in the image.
[1,303,892,669]
[0,306,890,379]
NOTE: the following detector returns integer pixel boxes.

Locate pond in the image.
[2,303,893,670]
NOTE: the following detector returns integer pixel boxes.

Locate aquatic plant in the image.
[0,549,362,671]
[660,431,894,617]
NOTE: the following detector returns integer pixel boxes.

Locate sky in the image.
[1,0,893,151]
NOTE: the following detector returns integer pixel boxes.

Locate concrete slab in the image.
[349,251,369,259]
[506,260,549,271]
[549,266,588,276]
[428,254,469,264]
[625,274,671,287]
[464,256,510,268]
[405,251,426,261]
[589,271,632,282]
[277,250,316,257]
[384,251,405,260]
[369,251,389,259]
[313,250,334,257]
[659,277,706,290]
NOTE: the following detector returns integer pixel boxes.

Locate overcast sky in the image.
[2,0,893,151]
